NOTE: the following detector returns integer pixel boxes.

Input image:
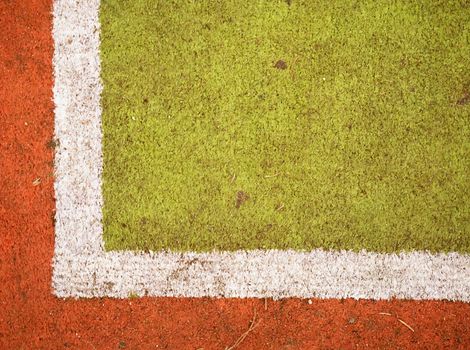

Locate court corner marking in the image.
[52,0,470,300]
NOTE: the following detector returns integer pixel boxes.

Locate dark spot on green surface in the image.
[274,60,287,70]
[235,191,250,208]
[456,91,469,105]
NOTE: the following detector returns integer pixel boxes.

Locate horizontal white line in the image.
[52,0,470,300]
[53,250,470,300]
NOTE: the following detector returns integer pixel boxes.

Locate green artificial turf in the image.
[100,0,470,253]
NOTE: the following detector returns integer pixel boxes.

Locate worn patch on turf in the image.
[52,0,470,299]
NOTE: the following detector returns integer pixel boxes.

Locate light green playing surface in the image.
[100,0,470,252]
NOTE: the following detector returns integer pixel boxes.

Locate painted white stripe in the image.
[52,0,470,300]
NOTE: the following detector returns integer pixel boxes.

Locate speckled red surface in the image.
[1,0,469,349]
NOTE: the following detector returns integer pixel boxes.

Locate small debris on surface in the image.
[398,319,415,333]
[47,138,59,149]
[230,173,236,183]
[348,317,356,324]
[379,312,392,316]
[235,191,249,209]
[308,299,312,305]
[379,312,415,332]
[32,178,41,186]
[275,203,285,211]
[264,173,279,178]
[274,60,288,70]
[225,309,260,350]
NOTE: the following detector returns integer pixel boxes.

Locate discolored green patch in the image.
[100,0,470,253]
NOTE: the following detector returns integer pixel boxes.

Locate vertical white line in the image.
[53,0,104,256]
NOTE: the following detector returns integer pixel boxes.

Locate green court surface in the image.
[100,0,470,253]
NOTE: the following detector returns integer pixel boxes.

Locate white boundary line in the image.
[51,0,470,300]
